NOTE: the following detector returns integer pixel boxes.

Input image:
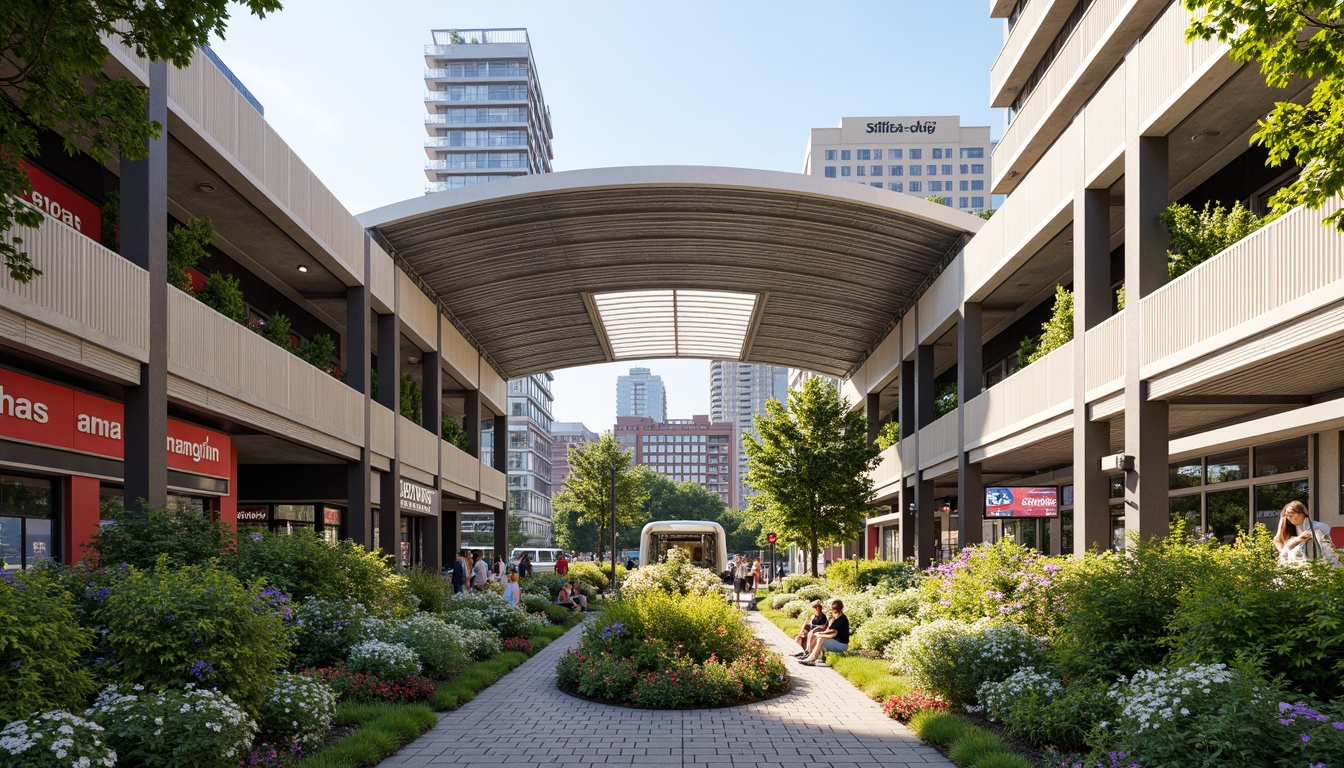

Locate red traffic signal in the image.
[767,532,777,544]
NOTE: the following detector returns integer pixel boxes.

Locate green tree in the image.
[297,332,338,375]
[562,434,649,559]
[641,472,726,523]
[441,414,470,451]
[925,195,949,206]
[551,489,600,554]
[198,271,247,324]
[259,310,292,348]
[399,373,421,421]
[1026,284,1074,364]
[0,0,281,283]
[1161,200,1265,280]
[743,377,882,576]
[933,381,958,418]
[1184,1,1344,230]
[875,421,900,450]
[974,208,997,220]
[719,506,765,554]
[166,217,214,291]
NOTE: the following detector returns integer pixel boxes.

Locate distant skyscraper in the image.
[550,421,598,489]
[616,367,667,423]
[710,361,788,508]
[423,28,553,193]
[613,415,737,509]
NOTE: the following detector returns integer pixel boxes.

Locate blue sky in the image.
[209,1,1005,431]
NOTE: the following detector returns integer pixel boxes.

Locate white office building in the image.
[803,116,993,213]
[423,28,554,193]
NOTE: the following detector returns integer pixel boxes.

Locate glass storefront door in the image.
[0,474,55,570]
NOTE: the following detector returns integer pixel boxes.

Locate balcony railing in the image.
[964,341,1074,448]
[918,411,960,469]
[990,0,1056,103]
[442,440,480,494]
[871,443,903,494]
[397,415,439,476]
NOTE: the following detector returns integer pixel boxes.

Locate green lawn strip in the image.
[758,606,802,638]
[822,653,912,701]
[296,702,437,768]
[907,708,1031,768]
[430,651,528,710]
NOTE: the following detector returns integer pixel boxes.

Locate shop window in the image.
[1108,474,1124,499]
[1254,480,1308,533]
[1254,437,1308,477]
[1206,487,1250,544]
[1169,494,1201,535]
[1169,460,1202,490]
[1060,510,1073,556]
[1109,504,1124,551]
[1206,449,1249,484]
[0,475,55,569]
[274,504,315,536]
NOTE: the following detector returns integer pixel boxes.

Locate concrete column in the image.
[421,514,440,572]
[464,390,482,458]
[345,278,373,548]
[378,466,400,565]
[899,358,916,441]
[957,301,984,548]
[121,60,169,512]
[422,352,441,435]
[442,508,461,569]
[899,481,915,561]
[1123,114,1171,543]
[493,413,509,557]
[914,343,936,568]
[1074,186,1114,554]
[866,393,881,446]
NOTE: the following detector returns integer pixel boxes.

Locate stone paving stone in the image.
[377,610,952,768]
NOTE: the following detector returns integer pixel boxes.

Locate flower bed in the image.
[555,578,789,709]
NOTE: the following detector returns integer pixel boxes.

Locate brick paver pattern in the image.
[379,609,952,768]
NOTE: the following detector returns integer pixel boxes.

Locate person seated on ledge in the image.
[798,598,849,666]
[555,582,582,612]
[793,601,828,655]
[567,580,590,612]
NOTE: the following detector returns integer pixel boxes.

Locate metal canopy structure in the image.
[359,167,982,380]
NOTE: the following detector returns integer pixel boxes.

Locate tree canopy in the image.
[560,433,649,558]
[742,377,882,576]
[1,0,282,283]
[1183,1,1344,230]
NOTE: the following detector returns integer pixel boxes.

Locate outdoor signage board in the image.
[236,506,270,524]
[20,161,101,242]
[0,367,232,479]
[984,486,1059,518]
[399,478,436,516]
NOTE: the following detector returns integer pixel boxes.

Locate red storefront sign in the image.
[984,486,1059,518]
[19,161,101,242]
[0,367,231,479]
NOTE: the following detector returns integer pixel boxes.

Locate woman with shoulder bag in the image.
[1275,500,1340,567]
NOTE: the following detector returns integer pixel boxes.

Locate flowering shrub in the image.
[1098,661,1279,767]
[0,710,116,768]
[826,559,920,592]
[888,618,1043,707]
[792,584,831,602]
[596,590,752,664]
[779,574,822,593]
[379,613,467,679]
[302,666,436,703]
[620,548,723,598]
[1272,701,1344,768]
[502,637,534,654]
[556,651,640,701]
[96,561,292,716]
[879,588,922,619]
[850,615,916,652]
[257,673,339,747]
[455,627,503,661]
[882,691,949,722]
[290,597,377,670]
[239,740,304,767]
[921,539,1066,637]
[768,592,797,609]
[88,684,258,768]
[442,607,490,631]
[226,529,410,613]
[979,667,1112,751]
[0,569,94,723]
[346,640,420,680]
[781,599,812,618]
[520,594,571,624]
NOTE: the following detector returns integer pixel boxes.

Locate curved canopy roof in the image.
[359,167,981,380]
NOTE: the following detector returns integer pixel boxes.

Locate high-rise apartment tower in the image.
[616,367,667,423]
[710,361,788,508]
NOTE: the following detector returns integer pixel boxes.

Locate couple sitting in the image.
[792,598,849,666]
[555,580,590,612]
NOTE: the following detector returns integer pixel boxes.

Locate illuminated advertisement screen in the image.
[984,486,1059,518]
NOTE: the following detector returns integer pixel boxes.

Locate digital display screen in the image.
[984,486,1059,518]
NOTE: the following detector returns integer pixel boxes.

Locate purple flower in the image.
[188,660,215,679]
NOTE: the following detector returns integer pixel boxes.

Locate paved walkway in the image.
[380,612,952,768]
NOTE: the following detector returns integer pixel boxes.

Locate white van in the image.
[510,547,564,574]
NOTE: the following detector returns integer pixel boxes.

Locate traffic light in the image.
[767,532,776,544]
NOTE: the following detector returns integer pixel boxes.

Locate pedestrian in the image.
[730,555,744,605]
[519,553,533,578]
[494,554,508,582]
[555,551,569,576]
[1275,500,1340,567]
[472,549,489,589]
[450,548,468,594]
[502,571,521,606]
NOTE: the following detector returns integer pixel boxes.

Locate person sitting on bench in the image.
[798,598,849,666]
[555,582,583,612]
[793,601,828,654]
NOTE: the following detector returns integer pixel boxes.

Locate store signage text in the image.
[0,369,231,477]
[237,507,270,523]
[399,479,436,516]
[866,120,938,135]
[20,162,101,242]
